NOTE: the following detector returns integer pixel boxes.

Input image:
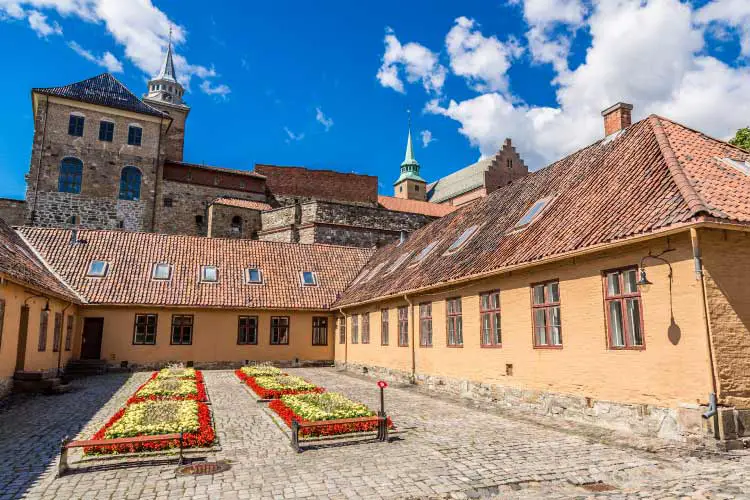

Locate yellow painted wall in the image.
[80,307,335,365]
[701,228,750,407]
[0,280,80,377]
[338,233,716,408]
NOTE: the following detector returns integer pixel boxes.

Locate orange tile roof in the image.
[0,219,80,302]
[337,115,750,307]
[210,197,273,211]
[19,229,373,310]
[377,195,457,218]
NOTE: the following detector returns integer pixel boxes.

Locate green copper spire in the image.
[395,111,426,185]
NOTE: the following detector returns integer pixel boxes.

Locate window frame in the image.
[245,268,263,284]
[237,315,259,345]
[58,157,83,194]
[339,317,346,344]
[133,314,158,345]
[351,314,359,344]
[410,242,439,267]
[380,308,389,346]
[312,316,328,346]
[38,310,49,352]
[270,316,290,345]
[602,266,646,350]
[445,297,463,347]
[86,260,109,277]
[200,265,219,283]
[98,120,114,142]
[127,125,143,146]
[515,196,554,230]
[444,225,480,255]
[64,314,74,351]
[531,279,563,349]
[52,312,63,353]
[119,166,142,201]
[398,306,409,347]
[419,302,432,347]
[68,114,84,137]
[170,315,193,345]
[361,312,370,344]
[479,291,502,348]
[301,271,318,287]
[152,262,172,281]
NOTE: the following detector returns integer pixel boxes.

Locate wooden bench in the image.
[58,432,183,477]
[290,415,389,452]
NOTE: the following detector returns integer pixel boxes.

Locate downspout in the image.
[30,96,50,225]
[692,228,719,424]
[338,308,348,367]
[404,295,415,383]
[56,301,72,377]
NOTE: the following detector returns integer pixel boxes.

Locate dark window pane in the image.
[119,166,141,201]
[128,126,142,146]
[59,158,83,194]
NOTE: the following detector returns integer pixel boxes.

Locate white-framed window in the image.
[245,268,263,284]
[301,271,317,286]
[152,262,172,280]
[201,265,219,283]
[87,260,109,277]
[515,196,554,229]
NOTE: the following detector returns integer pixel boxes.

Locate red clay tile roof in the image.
[336,116,750,307]
[377,195,457,218]
[255,164,378,204]
[0,219,80,302]
[18,229,373,310]
[210,197,273,211]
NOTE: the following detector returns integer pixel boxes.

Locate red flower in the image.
[234,369,324,399]
[268,399,394,437]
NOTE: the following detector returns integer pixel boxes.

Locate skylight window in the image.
[721,158,750,176]
[201,265,218,283]
[87,260,109,277]
[445,225,480,254]
[301,271,317,286]
[411,241,439,265]
[245,268,263,284]
[152,262,172,280]
[388,252,413,273]
[515,196,553,229]
[361,262,386,283]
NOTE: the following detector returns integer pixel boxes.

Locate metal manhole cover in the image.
[176,461,231,476]
[581,482,617,492]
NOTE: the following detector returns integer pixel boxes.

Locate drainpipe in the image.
[404,295,416,383]
[338,308,347,367]
[56,302,72,378]
[692,228,719,427]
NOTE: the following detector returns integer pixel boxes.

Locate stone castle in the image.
[0,41,528,247]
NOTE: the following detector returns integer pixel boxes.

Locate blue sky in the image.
[0,0,748,200]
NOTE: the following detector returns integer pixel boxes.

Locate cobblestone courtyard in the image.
[0,368,748,499]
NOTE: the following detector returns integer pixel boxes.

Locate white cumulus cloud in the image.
[68,41,122,72]
[27,10,61,37]
[376,27,446,95]
[315,107,334,131]
[200,80,231,98]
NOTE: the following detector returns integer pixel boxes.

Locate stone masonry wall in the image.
[301,224,400,248]
[305,200,434,233]
[207,203,262,239]
[0,199,27,226]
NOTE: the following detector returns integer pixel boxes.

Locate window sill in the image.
[398,344,409,348]
[419,344,433,348]
[533,345,563,350]
[446,344,464,348]
[608,346,646,351]
[480,344,503,349]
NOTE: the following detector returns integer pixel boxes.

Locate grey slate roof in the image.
[426,158,493,203]
[33,73,166,118]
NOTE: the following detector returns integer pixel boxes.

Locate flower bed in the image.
[239,365,283,377]
[85,369,214,455]
[128,370,207,404]
[235,370,323,399]
[269,392,393,437]
[156,366,196,379]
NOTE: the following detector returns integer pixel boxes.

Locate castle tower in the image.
[393,115,426,201]
[143,32,190,161]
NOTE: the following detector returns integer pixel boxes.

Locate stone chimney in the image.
[601,102,633,136]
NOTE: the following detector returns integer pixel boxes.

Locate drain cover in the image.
[581,482,617,492]
[176,461,231,476]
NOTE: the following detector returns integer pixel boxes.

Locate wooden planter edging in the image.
[290,415,390,452]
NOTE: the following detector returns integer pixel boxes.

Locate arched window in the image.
[231,216,242,234]
[58,157,83,193]
[119,166,141,201]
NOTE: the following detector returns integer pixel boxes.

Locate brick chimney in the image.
[601,102,633,136]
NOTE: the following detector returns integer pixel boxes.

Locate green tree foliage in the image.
[729,127,750,151]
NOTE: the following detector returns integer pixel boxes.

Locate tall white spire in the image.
[144,27,186,107]
[156,27,178,82]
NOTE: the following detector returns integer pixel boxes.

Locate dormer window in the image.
[87,260,109,277]
[245,268,263,284]
[515,196,554,229]
[411,241,438,265]
[201,266,218,283]
[445,225,480,254]
[301,271,317,286]
[152,263,172,280]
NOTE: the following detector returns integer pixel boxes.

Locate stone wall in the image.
[300,224,400,248]
[0,377,12,400]
[305,201,433,233]
[207,203,262,239]
[0,198,27,226]
[260,205,297,232]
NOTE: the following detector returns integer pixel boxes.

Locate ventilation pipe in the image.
[399,230,408,245]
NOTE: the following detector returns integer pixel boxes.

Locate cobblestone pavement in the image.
[0,368,747,499]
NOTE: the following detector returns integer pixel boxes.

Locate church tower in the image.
[393,117,426,201]
[143,33,190,161]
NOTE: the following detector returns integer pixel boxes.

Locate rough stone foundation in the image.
[111,359,334,371]
[336,361,721,443]
[0,377,12,399]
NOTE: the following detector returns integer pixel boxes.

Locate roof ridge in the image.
[648,115,709,218]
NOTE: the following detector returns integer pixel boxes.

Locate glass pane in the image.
[203,267,217,281]
[609,301,625,347]
[480,294,489,310]
[154,264,170,280]
[493,312,501,344]
[626,298,643,346]
[491,293,500,310]
[456,317,463,344]
[448,225,478,252]
[547,282,560,303]
[248,269,261,282]
[606,272,620,297]
[533,285,545,305]
[534,309,547,344]
[623,269,638,294]
[481,314,490,344]
[550,306,562,345]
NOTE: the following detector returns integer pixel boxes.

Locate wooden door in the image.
[81,318,103,360]
[14,306,29,372]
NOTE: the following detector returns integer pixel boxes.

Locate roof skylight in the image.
[387,252,413,274]
[445,225,480,254]
[301,271,317,286]
[152,262,171,280]
[411,241,439,265]
[87,260,109,277]
[245,268,263,284]
[515,196,553,229]
[721,158,750,176]
[201,265,218,283]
